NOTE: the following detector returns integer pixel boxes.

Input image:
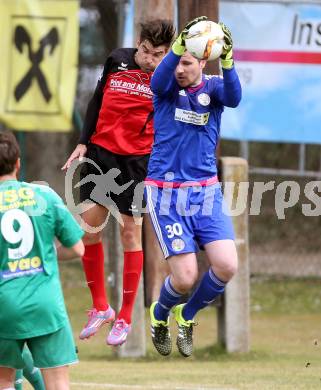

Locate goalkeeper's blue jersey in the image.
[146,51,242,184]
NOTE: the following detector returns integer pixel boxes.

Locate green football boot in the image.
[172,304,195,357]
[150,301,172,356]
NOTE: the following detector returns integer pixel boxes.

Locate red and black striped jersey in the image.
[79,48,154,155]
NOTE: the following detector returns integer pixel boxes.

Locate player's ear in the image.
[200,60,207,69]
[136,39,141,48]
[15,158,21,177]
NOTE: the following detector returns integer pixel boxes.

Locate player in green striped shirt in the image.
[0,132,84,390]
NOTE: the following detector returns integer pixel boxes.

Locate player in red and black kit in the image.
[62,20,175,346]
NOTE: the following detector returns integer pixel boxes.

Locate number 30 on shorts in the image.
[165,223,183,238]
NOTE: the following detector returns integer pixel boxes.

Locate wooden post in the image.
[177,0,219,75]
[217,157,250,352]
[177,0,221,158]
[143,216,170,306]
[177,0,218,25]
[134,0,175,35]
[107,217,146,357]
[106,0,176,358]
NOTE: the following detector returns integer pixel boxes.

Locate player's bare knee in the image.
[172,270,198,293]
[83,231,102,246]
[0,381,15,389]
[0,367,15,389]
[213,255,238,282]
[172,279,192,294]
[120,229,141,249]
[0,383,14,390]
[224,260,238,280]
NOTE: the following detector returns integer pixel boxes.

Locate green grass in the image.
[24,263,321,389]
[250,276,321,314]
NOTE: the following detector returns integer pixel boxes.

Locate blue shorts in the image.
[145,183,234,259]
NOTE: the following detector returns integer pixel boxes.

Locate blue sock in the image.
[154,276,182,321]
[183,268,226,321]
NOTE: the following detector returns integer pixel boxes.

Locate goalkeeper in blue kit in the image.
[145,17,242,357]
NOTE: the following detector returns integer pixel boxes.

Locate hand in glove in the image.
[219,22,234,69]
[172,16,208,56]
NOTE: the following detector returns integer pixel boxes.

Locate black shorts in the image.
[79,143,149,216]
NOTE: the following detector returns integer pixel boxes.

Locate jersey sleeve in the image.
[151,51,180,97]
[48,190,84,248]
[79,54,114,145]
[208,67,242,108]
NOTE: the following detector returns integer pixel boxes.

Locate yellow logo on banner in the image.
[0,1,79,131]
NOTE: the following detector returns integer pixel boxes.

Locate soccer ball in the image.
[185,20,225,61]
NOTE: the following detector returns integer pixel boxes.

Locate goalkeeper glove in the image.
[172,16,208,56]
[219,22,234,69]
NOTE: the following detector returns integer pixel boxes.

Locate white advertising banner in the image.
[220,1,321,144]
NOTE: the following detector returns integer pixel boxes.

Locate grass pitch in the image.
[24,263,321,389]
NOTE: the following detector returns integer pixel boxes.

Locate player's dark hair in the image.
[0,131,20,176]
[139,19,175,47]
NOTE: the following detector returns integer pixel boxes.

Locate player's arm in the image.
[152,16,207,96]
[78,81,104,145]
[50,189,85,259]
[61,80,104,170]
[210,23,242,108]
[151,52,179,96]
[80,55,113,144]
[56,239,84,261]
[62,55,113,170]
[61,143,87,170]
